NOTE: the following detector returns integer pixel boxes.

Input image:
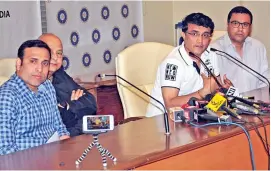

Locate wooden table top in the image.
[0,87,269,170]
[0,114,269,170]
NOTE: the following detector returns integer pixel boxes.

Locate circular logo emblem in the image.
[112,27,120,41]
[101,6,110,20]
[121,4,129,18]
[80,7,89,22]
[103,50,112,64]
[70,31,79,46]
[62,56,70,70]
[57,9,67,24]
[131,25,139,38]
[92,29,101,44]
[82,53,91,67]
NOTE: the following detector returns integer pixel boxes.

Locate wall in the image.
[142,1,174,45]
[143,1,270,62]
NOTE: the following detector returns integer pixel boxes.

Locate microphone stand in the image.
[210,48,270,93]
[98,74,170,135]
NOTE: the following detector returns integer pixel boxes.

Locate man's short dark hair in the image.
[227,6,253,24]
[17,39,51,61]
[181,13,215,34]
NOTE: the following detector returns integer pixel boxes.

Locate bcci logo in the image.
[80,7,89,22]
[57,9,67,24]
[92,29,101,44]
[62,56,70,70]
[103,50,112,64]
[82,53,91,67]
[121,4,129,18]
[131,25,139,39]
[112,27,120,41]
[101,6,110,20]
[70,31,79,46]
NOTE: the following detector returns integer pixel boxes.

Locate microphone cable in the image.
[188,121,256,171]
[238,116,270,170]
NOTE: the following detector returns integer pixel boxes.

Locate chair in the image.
[0,58,17,86]
[115,42,175,119]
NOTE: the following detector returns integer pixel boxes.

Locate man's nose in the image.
[52,52,57,61]
[196,35,203,43]
[238,24,244,30]
[36,63,42,73]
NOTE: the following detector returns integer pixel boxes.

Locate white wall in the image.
[143,1,270,62]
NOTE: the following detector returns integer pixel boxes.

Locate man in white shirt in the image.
[146,13,230,117]
[211,6,269,93]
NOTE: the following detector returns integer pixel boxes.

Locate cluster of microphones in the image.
[169,86,270,124]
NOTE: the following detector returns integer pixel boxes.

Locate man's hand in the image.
[199,75,219,97]
[222,74,233,89]
[71,89,84,101]
[59,135,70,140]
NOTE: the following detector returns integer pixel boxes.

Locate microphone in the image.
[231,102,262,115]
[189,52,223,89]
[186,97,232,122]
[97,74,170,135]
[228,95,260,109]
[210,48,270,91]
[206,93,242,120]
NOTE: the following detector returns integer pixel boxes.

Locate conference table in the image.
[0,87,269,170]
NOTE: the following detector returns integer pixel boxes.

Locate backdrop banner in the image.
[46,1,144,81]
[0,1,42,58]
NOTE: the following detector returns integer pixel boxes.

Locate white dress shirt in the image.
[211,33,269,93]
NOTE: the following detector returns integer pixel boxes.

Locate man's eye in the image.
[43,62,49,66]
[233,21,239,25]
[30,60,36,63]
[203,34,211,38]
[191,32,197,36]
[243,23,250,27]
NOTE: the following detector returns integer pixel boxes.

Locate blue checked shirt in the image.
[0,74,69,155]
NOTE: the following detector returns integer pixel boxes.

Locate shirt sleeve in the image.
[259,45,270,87]
[67,87,97,119]
[48,83,70,137]
[160,59,183,89]
[0,90,19,155]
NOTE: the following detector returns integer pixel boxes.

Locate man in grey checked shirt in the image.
[0,39,70,155]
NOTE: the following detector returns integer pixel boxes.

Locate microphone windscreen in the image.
[204,94,213,101]
[187,97,199,106]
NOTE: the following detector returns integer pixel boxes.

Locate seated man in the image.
[146,13,230,117]
[39,33,97,137]
[0,39,70,155]
[211,6,269,93]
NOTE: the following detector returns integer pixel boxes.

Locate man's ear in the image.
[181,31,186,40]
[16,58,22,71]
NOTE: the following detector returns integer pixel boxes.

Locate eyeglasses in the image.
[185,31,212,39]
[230,21,251,28]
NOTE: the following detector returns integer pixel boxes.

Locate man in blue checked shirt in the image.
[0,40,70,155]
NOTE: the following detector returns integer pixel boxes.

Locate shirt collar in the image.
[178,43,210,66]
[224,33,252,49]
[12,73,46,96]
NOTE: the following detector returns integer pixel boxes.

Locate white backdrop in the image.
[45,1,144,81]
[0,1,42,58]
